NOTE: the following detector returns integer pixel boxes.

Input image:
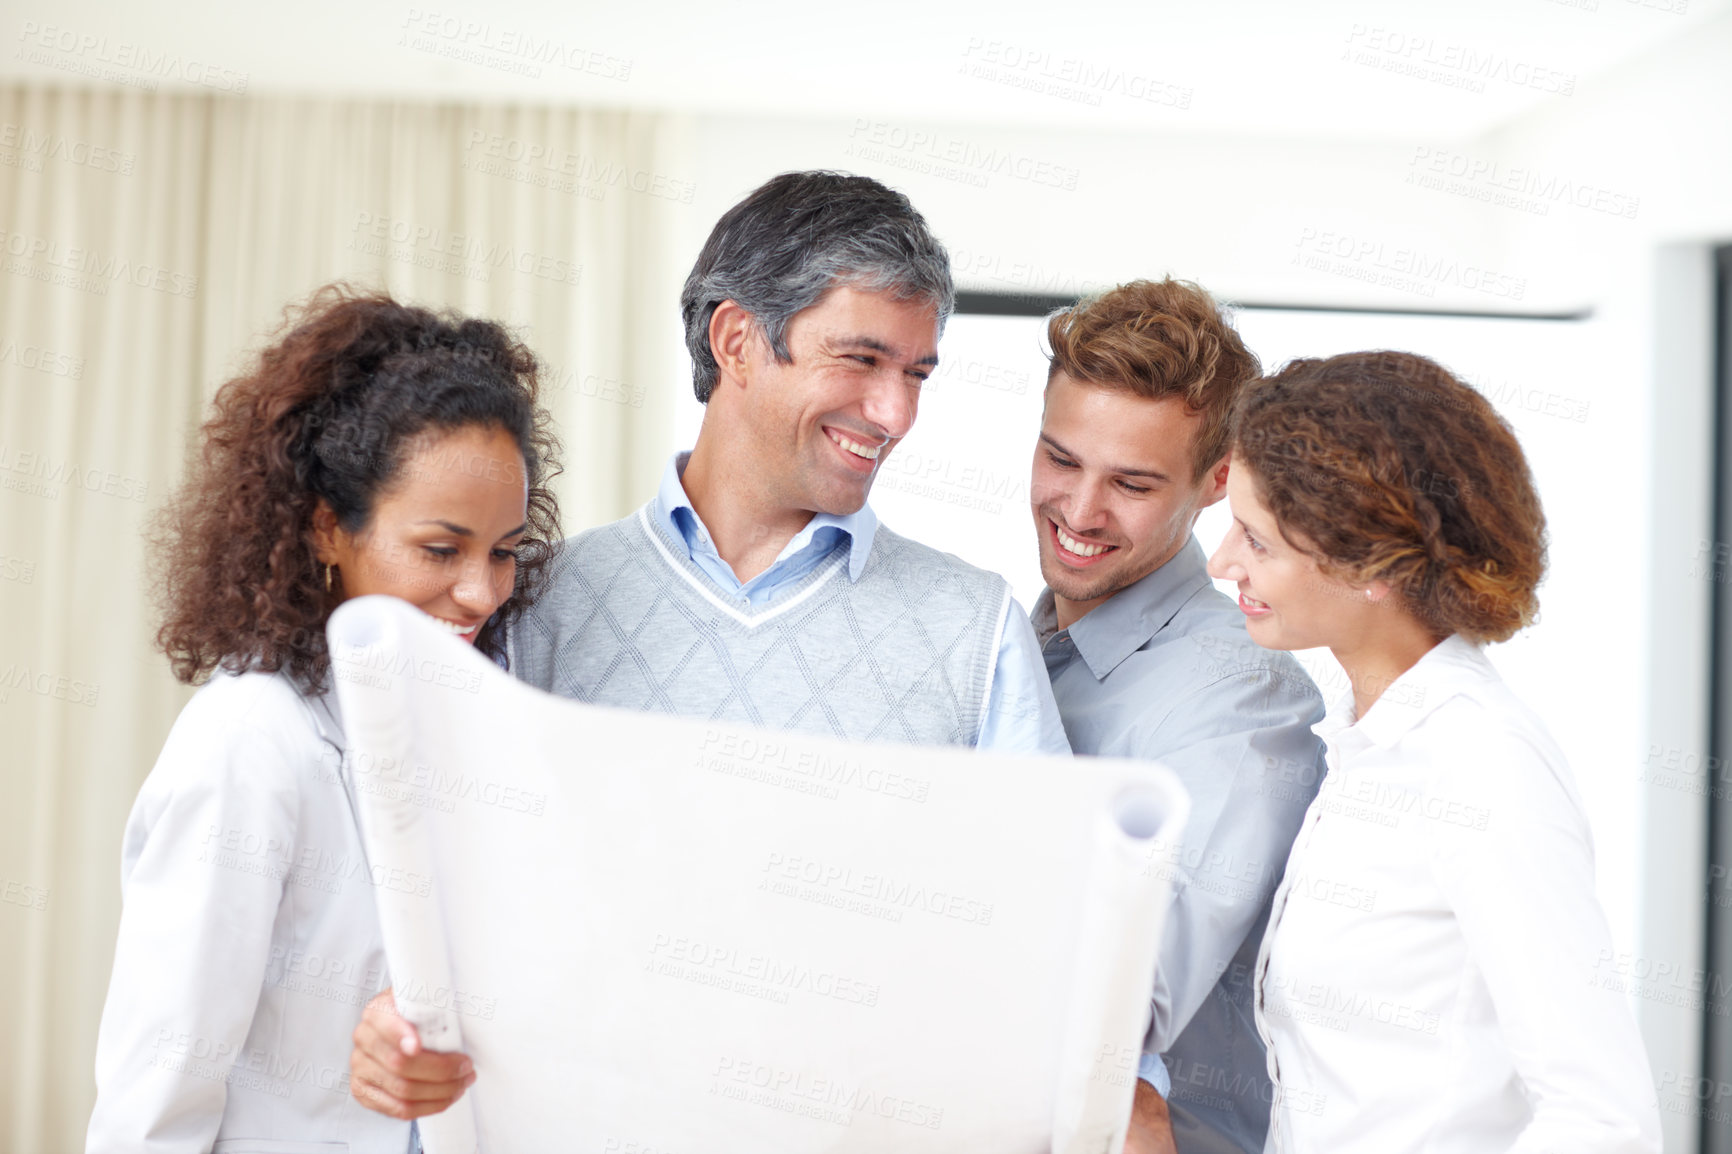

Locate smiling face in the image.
[1206,460,1377,653]
[314,424,529,644]
[1032,372,1227,628]
[736,284,939,518]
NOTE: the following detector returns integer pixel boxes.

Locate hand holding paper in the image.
[349,989,475,1120]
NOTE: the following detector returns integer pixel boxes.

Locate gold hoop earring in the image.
[325,564,334,593]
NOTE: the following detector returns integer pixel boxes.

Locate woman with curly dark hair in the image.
[86,285,560,1154]
[1207,351,1660,1153]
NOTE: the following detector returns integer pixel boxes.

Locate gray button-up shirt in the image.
[1034,537,1325,1154]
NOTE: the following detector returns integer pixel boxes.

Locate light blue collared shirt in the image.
[656,454,1068,755]
[1035,537,1325,1154]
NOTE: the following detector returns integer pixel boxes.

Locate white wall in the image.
[679,114,1510,308]
[1484,11,1732,1149]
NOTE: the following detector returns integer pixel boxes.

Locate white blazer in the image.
[87,669,412,1154]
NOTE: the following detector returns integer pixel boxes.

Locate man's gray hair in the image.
[679,171,955,403]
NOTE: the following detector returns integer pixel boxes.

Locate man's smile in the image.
[1049,518,1119,565]
[824,426,883,472]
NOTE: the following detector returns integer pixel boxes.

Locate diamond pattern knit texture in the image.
[508,506,1010,747]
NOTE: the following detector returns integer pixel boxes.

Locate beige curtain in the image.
[0,84,691,1152]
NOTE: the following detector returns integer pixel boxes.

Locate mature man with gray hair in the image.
[347,170,1071,1118]
[508,168,1069,749]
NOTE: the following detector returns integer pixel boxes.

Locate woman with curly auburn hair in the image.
[87,285,560,1154]
[1207,351,1659,1153]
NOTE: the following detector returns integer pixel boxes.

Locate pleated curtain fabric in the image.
[0,82,692,1152]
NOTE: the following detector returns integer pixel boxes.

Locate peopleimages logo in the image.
[346,212,581,286]
[958,38,1193,110]
[698,729,931,803]
[1293,228,1526,302]
[0,228,198,298]
[711,1056,945,1130]
[461,131,695,203]
[759,851,996,927]
[0,122,134,175]
[1406,148,1639,220]
[1341,25,1575,96]
[648,933,881,1008]
[846,120,1081,192]
[397,9,631,82]
[14,22,248,92]
[0,337,83,379]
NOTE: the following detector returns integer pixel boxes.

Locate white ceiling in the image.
[3,0,1725,140]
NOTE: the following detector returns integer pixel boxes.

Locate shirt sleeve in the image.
[975,596,1072,755]
[86,685,303,1154]
[1141,668,1324,1054]
[1422,725,1662,1154]
[1137,1051,1173,1097]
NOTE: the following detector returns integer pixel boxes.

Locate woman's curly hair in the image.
[1230,350,1546,643]
[152,284,562,691]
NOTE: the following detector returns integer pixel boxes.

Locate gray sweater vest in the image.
[507,505,1012,746]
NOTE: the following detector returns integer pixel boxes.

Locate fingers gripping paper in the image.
[328,597,1189,1154]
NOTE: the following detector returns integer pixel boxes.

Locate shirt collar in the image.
[1315,633,1495,751]
[652,452,878,582]
[1035,536,1215,680]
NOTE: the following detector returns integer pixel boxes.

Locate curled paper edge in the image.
[330,596,482,1154]
[1050,781,1190,1154]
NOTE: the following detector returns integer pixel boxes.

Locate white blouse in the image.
[1254,636,1661,1153]
[87,670,412,1154]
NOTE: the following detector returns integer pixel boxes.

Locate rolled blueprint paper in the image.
[1051,790,1182,1153]
[329,596,1189,1154]
[329,603,481,1154]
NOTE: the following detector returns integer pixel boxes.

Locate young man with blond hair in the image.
[1029,280,1324,1154]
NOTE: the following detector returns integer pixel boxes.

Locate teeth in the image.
[1056,525,1112,558]
[1242,593,1269,609]
[829,431,881,460]
[421,611,476,636]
